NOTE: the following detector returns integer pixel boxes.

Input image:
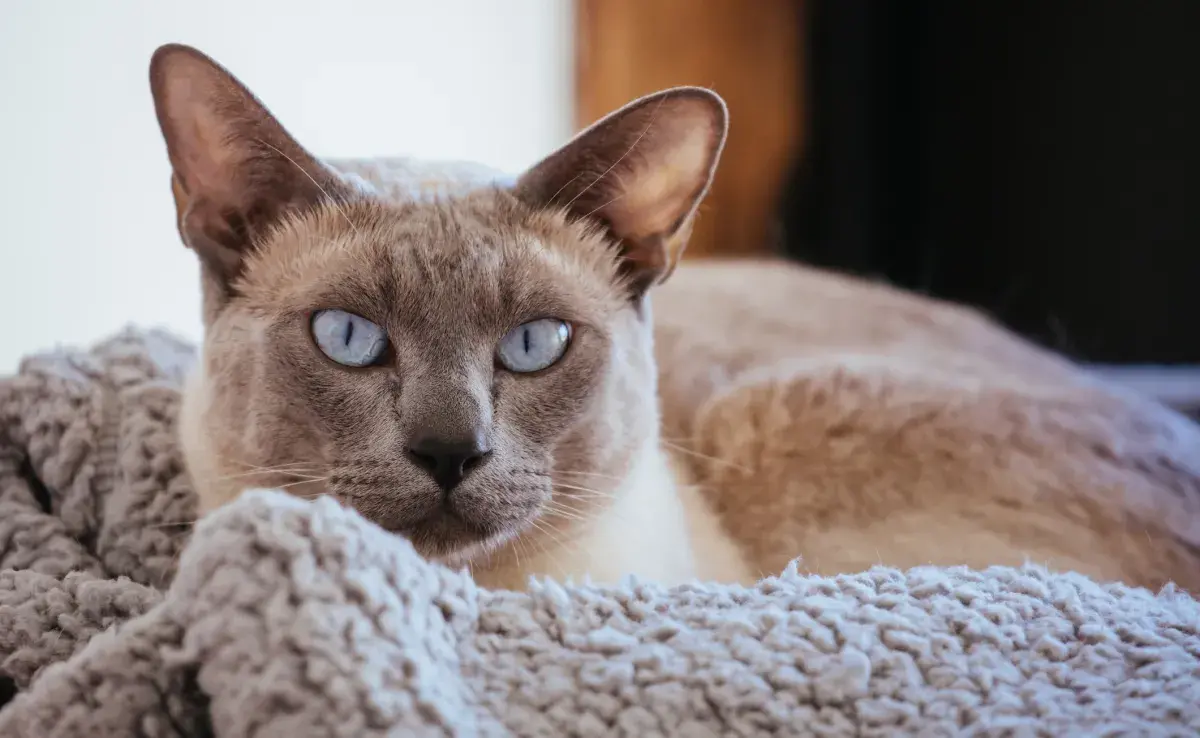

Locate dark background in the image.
[780,0,1200,365]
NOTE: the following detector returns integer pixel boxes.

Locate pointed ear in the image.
[149,44,353,304]
[515,87,727,295]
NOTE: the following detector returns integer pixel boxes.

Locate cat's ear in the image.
[515,87,728,295]
[149,44,352,296]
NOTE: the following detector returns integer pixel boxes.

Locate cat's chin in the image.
[395,509,518,566]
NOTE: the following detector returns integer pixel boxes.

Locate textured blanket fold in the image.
[0,330,1198,736]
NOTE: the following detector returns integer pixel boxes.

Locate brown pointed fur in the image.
[155,46,1200,592]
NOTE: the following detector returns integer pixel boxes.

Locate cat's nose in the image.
[405,434,492,493]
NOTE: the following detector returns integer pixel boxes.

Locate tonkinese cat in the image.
[151,44,1200,592]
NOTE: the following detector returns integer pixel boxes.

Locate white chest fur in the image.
[475,444,757,590]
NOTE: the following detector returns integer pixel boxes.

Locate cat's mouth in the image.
[334,474,548,563]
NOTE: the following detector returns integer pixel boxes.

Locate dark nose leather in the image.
[406,435,491,493]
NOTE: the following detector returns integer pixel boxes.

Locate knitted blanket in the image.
[0,329,1198,736]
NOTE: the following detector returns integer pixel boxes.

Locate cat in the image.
[152,44,1200,592]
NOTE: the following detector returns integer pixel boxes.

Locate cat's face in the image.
[193,195,652,561]
[151,44,726,563]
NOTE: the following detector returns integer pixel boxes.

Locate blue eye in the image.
[497,319,571,373]
[311,309,388,367]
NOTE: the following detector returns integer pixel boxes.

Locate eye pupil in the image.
[497,319,570,373]
[312,309,388,368]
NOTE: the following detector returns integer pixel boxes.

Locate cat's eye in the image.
[311,309,388,367]
[497,319,571,373]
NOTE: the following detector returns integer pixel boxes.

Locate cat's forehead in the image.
[239,193,625,329]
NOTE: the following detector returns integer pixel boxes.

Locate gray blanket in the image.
[1,329,1198,737]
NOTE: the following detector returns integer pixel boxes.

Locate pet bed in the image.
[0,329,1197,736]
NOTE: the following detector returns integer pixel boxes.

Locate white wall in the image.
[0,0,574,371]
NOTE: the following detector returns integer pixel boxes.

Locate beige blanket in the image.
[1,329,1198,736]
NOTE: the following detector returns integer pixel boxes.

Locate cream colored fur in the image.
[152,39,1199,594]
[175,155,1200,593]
[471,440,756,590]
[653,261,1200,591]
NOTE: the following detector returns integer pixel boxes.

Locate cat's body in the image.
[654,260,1200,589]
[157,45,1200,595]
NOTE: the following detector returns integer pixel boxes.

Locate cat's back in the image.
[652,258,1084,432]
[652,258,1200,591]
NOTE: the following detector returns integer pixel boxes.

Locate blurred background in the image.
[2,1,1198,411]
[0,0,572,370]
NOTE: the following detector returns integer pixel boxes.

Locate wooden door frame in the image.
[574,0,806,258]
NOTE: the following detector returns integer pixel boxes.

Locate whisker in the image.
[553,499,610,514]
[562,94,668,211]
[552,496,612,512]
[660,439,751,472]
[226,460,320,471]
[217,453,321,471]
[213,456,325,480]
[276,477,329,490]
[542,501,591,523]
[553,484,616,495]
[211,468,326,483]
[254,138,361,235]
[582,192,625,221]
[555,469,625,482]
[511,532,526,570]
[545,170,587,208]
[551,496,614,516]
[527,520,577,579]
[551,481,612,496]
[530,517,579,551]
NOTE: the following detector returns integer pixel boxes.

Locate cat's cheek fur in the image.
[493,328,609,447]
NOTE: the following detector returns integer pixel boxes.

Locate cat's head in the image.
[150,44,726,563]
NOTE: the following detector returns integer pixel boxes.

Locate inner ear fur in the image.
[149,43,354,306]
[516,87,728,295]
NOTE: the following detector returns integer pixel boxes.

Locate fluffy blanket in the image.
[0,329,1198,737]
